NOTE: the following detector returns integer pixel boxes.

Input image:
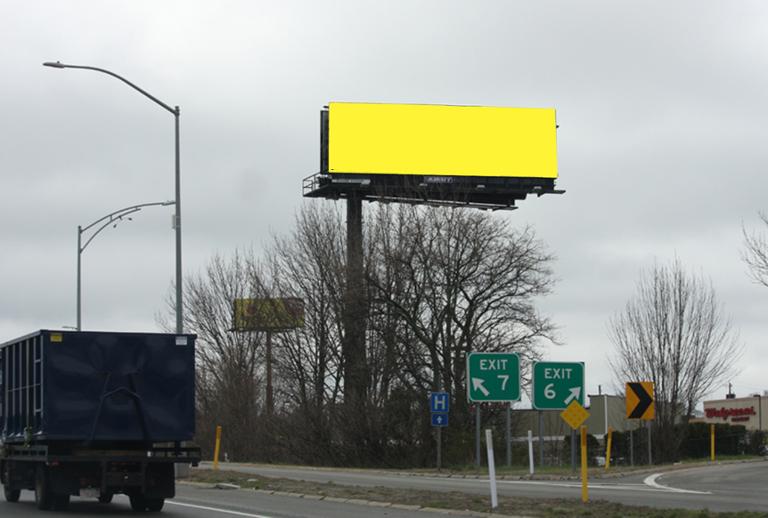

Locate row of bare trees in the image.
[165,202,557,466]
[169,203,764,466]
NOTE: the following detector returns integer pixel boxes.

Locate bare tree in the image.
[268,203,348,463]
[160,249,268,461]
[742,212,768,287]
[165,201,559,467]
[368,205,557,461]
[608,259,741,462]
[370,205,556,389]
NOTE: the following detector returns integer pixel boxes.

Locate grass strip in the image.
[184,468,764,518]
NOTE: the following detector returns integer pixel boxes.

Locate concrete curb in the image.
[214,483,241,490]
[198,456,766,482]
[178,480,528,517]
[389,456,768,482]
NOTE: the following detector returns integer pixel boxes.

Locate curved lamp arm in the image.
[79,201,173,252]
[43,61,177,116]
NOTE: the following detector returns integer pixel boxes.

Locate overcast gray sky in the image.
[2,0,767,406]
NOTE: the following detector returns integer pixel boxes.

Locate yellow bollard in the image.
[605,426,613,470]
[580,425,588,503]
[213,425,223,470]
[710,424,715,462]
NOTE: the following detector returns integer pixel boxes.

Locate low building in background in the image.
[505,393,641,441]
[699,392,768,431]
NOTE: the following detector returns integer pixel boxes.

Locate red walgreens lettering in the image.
[705,406,756,420]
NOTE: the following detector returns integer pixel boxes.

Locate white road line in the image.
[496,479,679,493]
[167,500,275,518]
[643,473,711,495]
[420,475,682,493]
[500,479,664,492]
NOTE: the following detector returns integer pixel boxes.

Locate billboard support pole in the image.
[343,195,367,453]
[266,331,273,416]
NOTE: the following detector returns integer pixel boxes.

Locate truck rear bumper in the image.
[2,444,200,497]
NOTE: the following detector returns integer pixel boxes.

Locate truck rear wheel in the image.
[130,493,147,511]
[53,493,70,510]
[35,466,53,510]
[146,498,165,511]
[3,485,21,503]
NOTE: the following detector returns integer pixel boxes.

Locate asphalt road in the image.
[0,484,449,518]
[202,459,768,513]
[4,461,766,516]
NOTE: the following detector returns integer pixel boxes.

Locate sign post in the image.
[580,425,588,503]
[467,352,521,469]
[571,430,576,472]
[429,392,449,470]
[437,427,441,470]
[561,401,590,481]
[476,406,481,467]
[626,382,655,465]
[506,404,512,467]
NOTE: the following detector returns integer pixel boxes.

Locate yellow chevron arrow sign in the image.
[626,381,655,420]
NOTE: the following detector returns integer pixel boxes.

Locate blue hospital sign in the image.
[430,392,450,413]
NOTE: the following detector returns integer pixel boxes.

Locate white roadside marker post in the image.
[527,430,535,475]
[485,429,498,509]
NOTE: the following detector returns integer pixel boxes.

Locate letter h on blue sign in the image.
[430,392,449,413]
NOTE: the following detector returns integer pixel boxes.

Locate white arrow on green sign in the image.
[466,352,521,402]
[532,361,585,410]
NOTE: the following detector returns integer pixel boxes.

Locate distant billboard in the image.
[232,298,305,332]
[326,102,558,179]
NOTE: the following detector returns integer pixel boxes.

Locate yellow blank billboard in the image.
[233,298,305,332]
[328,102,557,178]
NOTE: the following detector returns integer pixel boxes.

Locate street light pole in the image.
[77,224,81,330]
[44,61,184,333]
[77,202,173,331]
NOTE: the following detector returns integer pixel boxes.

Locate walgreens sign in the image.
[705,406,756,421]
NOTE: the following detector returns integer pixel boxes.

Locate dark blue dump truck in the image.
[0,330,200,511]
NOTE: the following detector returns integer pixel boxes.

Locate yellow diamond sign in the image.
[561,400,590,430]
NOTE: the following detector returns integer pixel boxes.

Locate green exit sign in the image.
[532,361,585,410]
[466,352,521,402]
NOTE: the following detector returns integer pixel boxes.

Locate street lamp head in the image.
[43,61,66,69]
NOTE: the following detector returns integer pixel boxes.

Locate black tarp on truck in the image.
[0,330,200,511]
